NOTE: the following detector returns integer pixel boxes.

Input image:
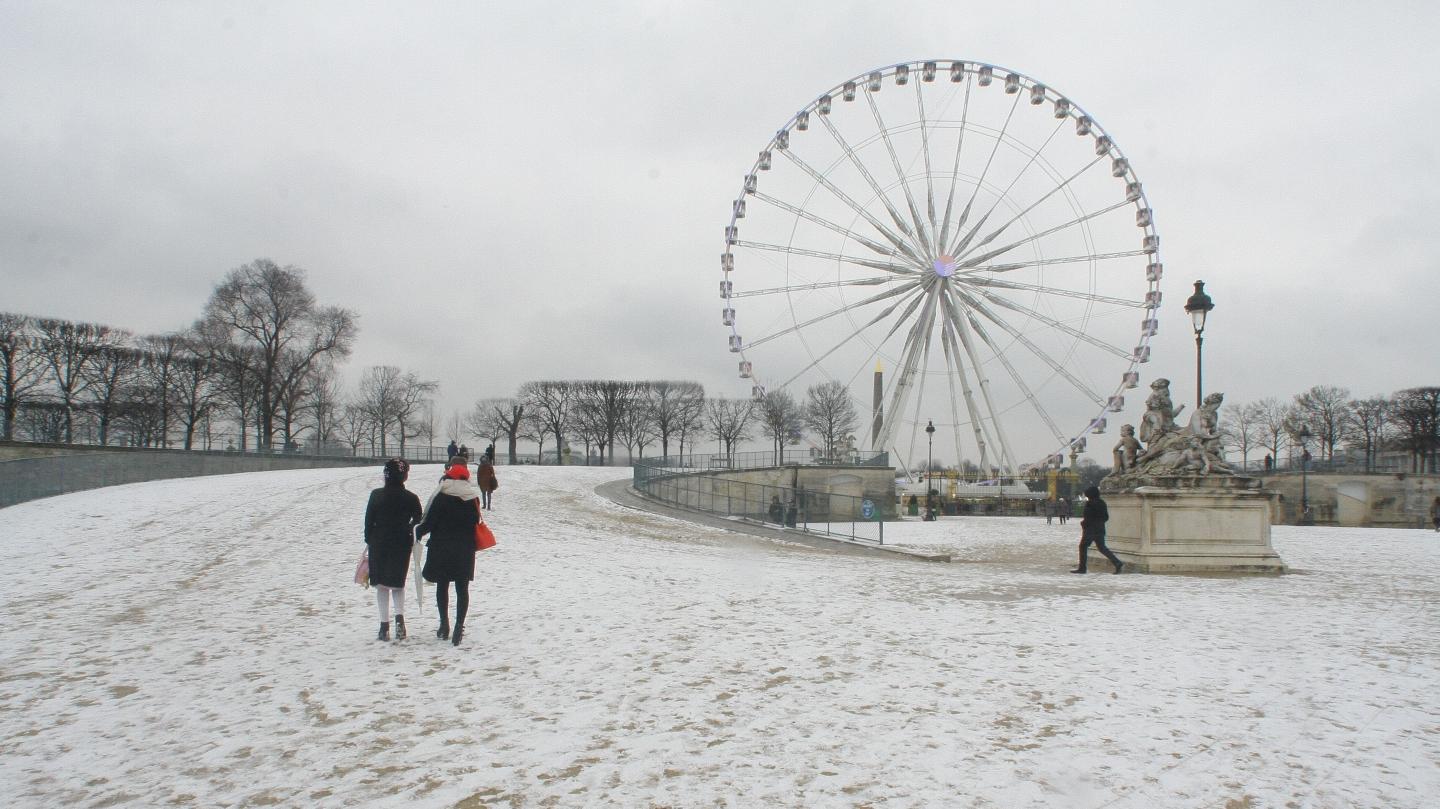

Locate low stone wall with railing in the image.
[632,450,896,543]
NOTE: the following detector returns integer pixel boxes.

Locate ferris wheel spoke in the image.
[939,293,1021,473]
[864,89,935,256]
[938,76,974,251]
[943,293,1067,463]
[813,113,924,250]
[729,274,903,300]
[949,92,1023,258]
[751,190,922,266]
[935,310,992,472]
[774,151,924,265]
[734,239,918,277]
[949,285,1106,405]
[957,152,1104,260]
[968,287,1137,361]
[876,285,942,450]
[745,280,922,351]
[914,81,938,236]
[778,286,931,389]
[934,322,977,470]
[965,276,1146,308]
[967,249,1150,277]
[957,199,1132,271]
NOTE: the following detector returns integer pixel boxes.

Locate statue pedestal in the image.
[1099,481,1287,574]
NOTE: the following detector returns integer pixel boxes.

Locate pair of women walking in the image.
[362,456,484,646]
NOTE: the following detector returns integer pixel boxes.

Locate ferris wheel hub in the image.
[932,255,958,277]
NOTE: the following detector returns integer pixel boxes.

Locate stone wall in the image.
[0,441,376,509]
[1261,471,1440,528]
[661,464,897,521]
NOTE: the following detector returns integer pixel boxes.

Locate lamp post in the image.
[1184,280,1215,409]
[925,420,936,485]
[925,419,937,522]
[1298,424,1312,525]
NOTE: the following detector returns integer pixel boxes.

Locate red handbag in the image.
[474,520,496,550]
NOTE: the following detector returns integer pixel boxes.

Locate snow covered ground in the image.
[1,465,1435,808]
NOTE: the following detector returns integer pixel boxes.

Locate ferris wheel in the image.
[720,60,1162,475]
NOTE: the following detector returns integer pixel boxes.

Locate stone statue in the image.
[1138,378,1183,445]
[1112,424,1141,471]
[1103,380,1245,491]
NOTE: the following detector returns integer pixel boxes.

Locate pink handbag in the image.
[354,549,370,587]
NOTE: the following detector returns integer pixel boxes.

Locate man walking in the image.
[1072,486,1123,574]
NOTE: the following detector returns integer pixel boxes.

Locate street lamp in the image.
[1298,424,1312,524]
[1184,280,1215,409]
[925,420,936,484]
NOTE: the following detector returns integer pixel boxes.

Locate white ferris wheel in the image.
[720,60,1163,475]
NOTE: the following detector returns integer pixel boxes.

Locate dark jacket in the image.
[1080,486,1108,538]
[417,479,481,582]
[364,484,422,588]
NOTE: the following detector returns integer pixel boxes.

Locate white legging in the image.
[375,585,406,622]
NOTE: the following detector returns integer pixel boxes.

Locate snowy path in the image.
[1,466,1436,808]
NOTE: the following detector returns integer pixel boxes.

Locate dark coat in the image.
[364,484,422,588]
[417,480,480,583]
[1080,487,1108,539]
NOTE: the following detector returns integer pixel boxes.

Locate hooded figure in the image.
[365,459,422,641]
[1073,485,1123,574]
[416,457,482,645]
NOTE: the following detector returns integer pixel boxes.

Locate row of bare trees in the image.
[455,379,863,465]
[0,259,452,456]
[1221,384,1440,473]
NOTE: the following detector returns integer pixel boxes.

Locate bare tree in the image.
[616,390,658,462]
[356,365,404,455]
[705,397,754,459]
[0,313,47,441]
[1292,385,1351,461]
[1220,400,1264,470]
[757,388,804,463]
[85,338,142,445]
[170,341,216,450]
[339,400,373,456]
[646,380,705,457]
[521,380,575,464]
[1346,397,1390,472]
[303,365,344,454]
[469,397,525,464]
[1254,396,1291,468]
[804,380,859,459]
[199,259,357,450]
[1391,387,1440,473]
[136,333,190,447]
[35,318,114,443]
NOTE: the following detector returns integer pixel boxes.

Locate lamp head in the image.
[1184,280,1214,334]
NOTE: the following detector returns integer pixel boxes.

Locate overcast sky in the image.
[2,1,1436,462]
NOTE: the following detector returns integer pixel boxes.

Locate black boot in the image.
[1070,568,1086,574]
[436,615,450,640]
[377,622,389,641]
[394,615,406,640]
[1113,560,1124,574]
[451,623,464,647]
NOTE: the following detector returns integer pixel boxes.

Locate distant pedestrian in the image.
[364,459,422,641]
[768,495,784,524]
[447,440,458,459]
[1072,486,1122,574]
[475,457,499,510]
[1431,496,1440,532]
[1057,498,1069,524]
[416,456,482,646]
[1045,499,1055,525]
[458,444,470,459]
[483,443,495,464]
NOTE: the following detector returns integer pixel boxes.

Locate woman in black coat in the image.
[416,458,481,646]
[364,459,423,640]
[1073,485,1123,574]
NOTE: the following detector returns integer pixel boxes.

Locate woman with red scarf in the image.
[416,457,481,646]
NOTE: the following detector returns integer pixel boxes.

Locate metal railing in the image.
[632,450,890,544]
